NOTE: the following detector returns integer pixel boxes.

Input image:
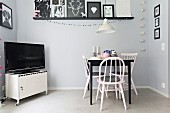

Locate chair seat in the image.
[92,72,104,77]
[112,71,128,75]
[100,76,120,82]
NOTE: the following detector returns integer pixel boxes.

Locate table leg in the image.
[90,63,93,105]
[128,62,131,104]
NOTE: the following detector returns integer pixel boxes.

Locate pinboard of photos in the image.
[33,0,115,19]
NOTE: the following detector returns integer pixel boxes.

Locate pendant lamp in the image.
[96,18,115,33]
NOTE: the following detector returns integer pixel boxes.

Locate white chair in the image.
[82,55,101,98]
[96,57,127,111]
[120,53,138,95]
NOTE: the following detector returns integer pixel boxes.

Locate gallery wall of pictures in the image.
[154,4,160,40]
[33,0,116,19]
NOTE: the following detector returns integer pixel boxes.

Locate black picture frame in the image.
[33,0,51,18]
[87,2,101,18]
[67,0,85,18]
[0,3,13,29]
[51,5,65,18]
[103,4,114,18]
[154,28,160,40]
[155,17,160,27]
[154,4,160,18]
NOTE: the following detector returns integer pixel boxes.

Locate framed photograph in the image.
[154,28,160,40]
[87,2,101,18]
[103,5,114,18]
[67,0,85,18]
[33,0,51,18]
[0,3,13,29]
[60,0,65,5]
[155,17,160,27]
[51,5,65,18]
[154,4,160,18]
[52,0,59,5]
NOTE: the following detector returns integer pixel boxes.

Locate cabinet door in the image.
[19,73,47,99]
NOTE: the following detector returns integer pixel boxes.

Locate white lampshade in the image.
[96,18,115,33]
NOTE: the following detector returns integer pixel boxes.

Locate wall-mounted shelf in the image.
[33,17,134,20]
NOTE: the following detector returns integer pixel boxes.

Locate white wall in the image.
[148,0,169,95]
[168,0,170,96]
[0,0,17,98]
[16,0,149,89]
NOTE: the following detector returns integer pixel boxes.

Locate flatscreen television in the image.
[4,42,45,73]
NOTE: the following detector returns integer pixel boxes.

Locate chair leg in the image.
[131,77,138,95]
[83,77,90,98]
[118,84,121,100]
[120,84,127,110]
[105,85,109,98]
[96,83,100,101]
[100,84,105,111]
[115,84,118,99]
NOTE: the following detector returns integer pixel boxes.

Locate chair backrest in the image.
[82,55,90,77]
[98,57,125,83]
[120,53,138,74]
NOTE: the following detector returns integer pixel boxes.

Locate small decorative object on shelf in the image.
[96,46,100,56]
[93,46,96,57]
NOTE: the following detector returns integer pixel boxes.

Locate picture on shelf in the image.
[52,0,59,5]
[154,27,160,40]
[103,4,114,18]
[52,0,65,5]
[155,17,160,27]
[67,0,85,18]
[87,2,101,18]
[60,0,65,5]
[51,5,65,18]
[33,0,51,18]
[0,3,13,29]
[154,4,160,18]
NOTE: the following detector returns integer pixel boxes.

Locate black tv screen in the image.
[4,42,45,73]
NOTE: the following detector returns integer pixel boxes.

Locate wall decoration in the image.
[87,2,101,18]
[33,0,51,18]
[67,0,85,18]
[51,5,65,18]
[0,3,13,29]
[155,17,159,27]
[154,4,160,18]
[103,5,114,18]
[52,0,59,5]
[139,0,146,52]
[154,28,160,40]
[60,0,65,5]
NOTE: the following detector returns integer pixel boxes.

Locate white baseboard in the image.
[136,86,150,89]
[147,86,169,98]
[48,87,84,90]
[48,86,170,98]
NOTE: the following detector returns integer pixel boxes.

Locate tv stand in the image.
[5,70,48,105]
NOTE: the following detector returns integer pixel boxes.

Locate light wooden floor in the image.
[1,89,170,113]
